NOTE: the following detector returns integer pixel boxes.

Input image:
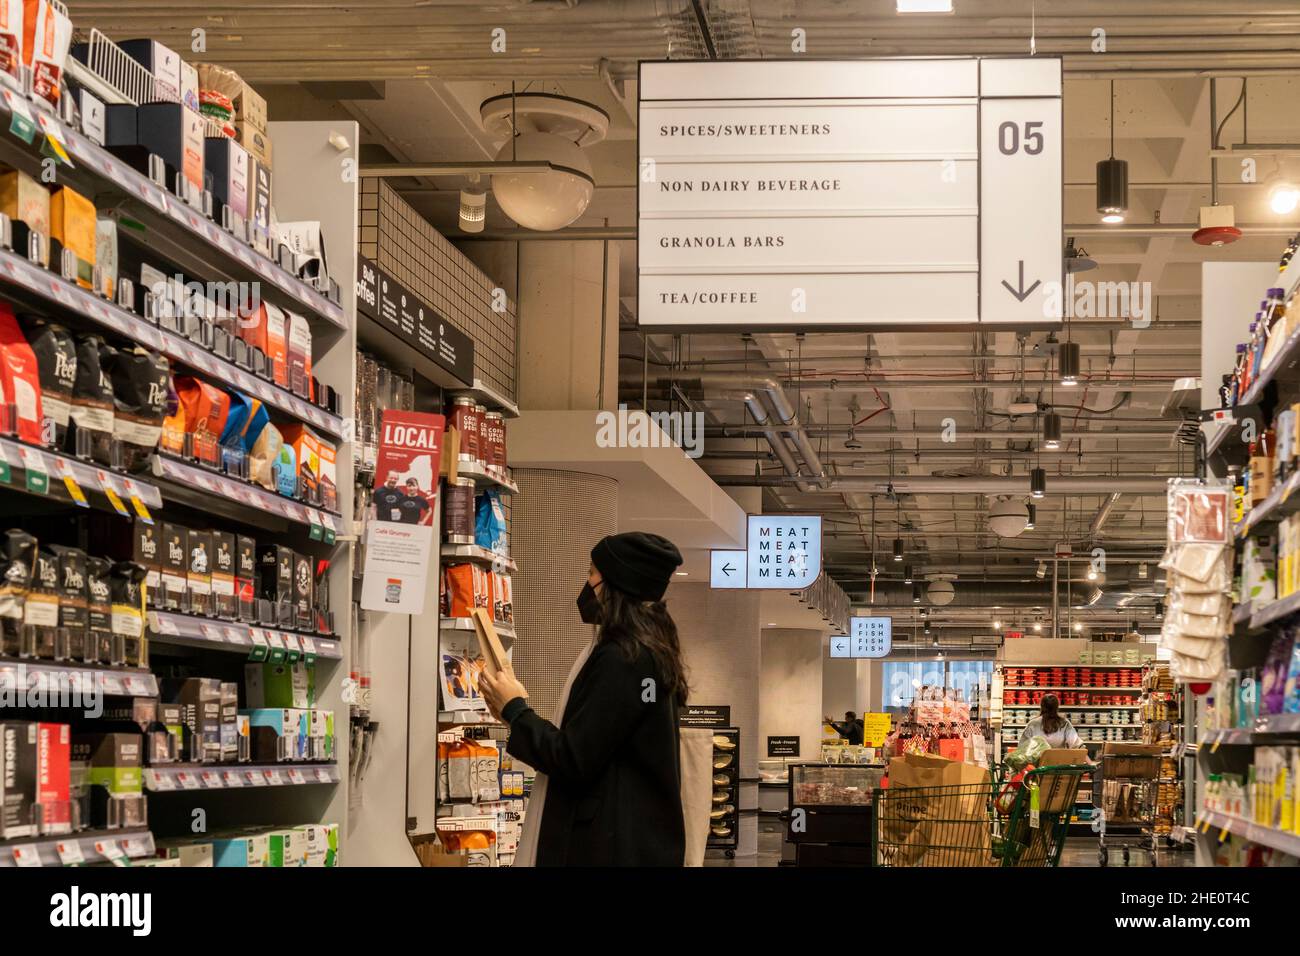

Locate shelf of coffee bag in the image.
[0,659,157,698]
[439,544,516,572]
[0,435,163,515]
[147,454,342,542]
[147,611,343,661]
[452,459,517,494]
[0,827,155,868]
[0,100,346,334]
[1247,589,1300,630]
[1197,810,1300,857]
[146,763,340,792]
[1234,472,1300,539]
[0,246,346,441]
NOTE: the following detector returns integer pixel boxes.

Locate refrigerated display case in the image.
[783,763,884,867]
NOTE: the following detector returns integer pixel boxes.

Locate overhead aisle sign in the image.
[637,57,1063,330]
[746,515,822,589]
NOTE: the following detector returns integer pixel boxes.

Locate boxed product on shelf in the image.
[239,301,287,388]
[204,135,249,223]
[36,722,71,834]
[248,159,272,254]
[160,522,187,611]
[85,556,116,665]
[257,544,293,620]
[246,660,313,709]
[196,61,267,132]
[49,545,87,662]
[49,186,96,290]
[0,304,45,445]
[219,682,242,763]
[236,535,256,622]
[211,530,236,619]
[0,722,37,838]
[185,529,212,617]
[105,102,205,197]
[212,832,269,867]
[156,840,214,867]
[293,551,312,630]
[152,703,183,763]
[116,38,183,103]
[280,423,322,504]
[267,828,303,867]
[24,319,75,448]
[71,731,145,830]
[286,310,311,398]
[0,166,50,264]
[242,708,303,763]
[26,549,60,658]
[233,121,272,167]
[164,677,222,763]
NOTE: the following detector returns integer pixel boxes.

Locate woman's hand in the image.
[480,667,528,721]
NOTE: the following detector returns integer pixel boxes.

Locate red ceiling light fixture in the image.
[1193,78,1244,246]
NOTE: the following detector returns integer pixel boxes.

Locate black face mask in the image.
[577,581,602,624]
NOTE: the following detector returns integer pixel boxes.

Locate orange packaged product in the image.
[279,423,322,504]
[240,301,288,388]
[49,185,95,289]
[444,563,490,618]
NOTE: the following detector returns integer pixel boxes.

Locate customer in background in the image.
[825,711,864,746]
[479,532,689,866]
[1018,694,1085,749]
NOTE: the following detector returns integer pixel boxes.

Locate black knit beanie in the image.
[591,532,683,602]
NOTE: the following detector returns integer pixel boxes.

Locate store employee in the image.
[479,532,689,866]
[825,711,864,745]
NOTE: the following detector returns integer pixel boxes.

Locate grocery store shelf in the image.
[0,435,163,515]
[0,827,154,868]
[457,378,519,419]
[439,616,515,645]
[1198,810,1300,858]
[452,459,517,494]
[1248,590,1300,630]
[0,658,156,698]
[1002,704,1141,710]
[1238,307,1300,407]
[0,246,344,441]
[1004,685,1143,692]
[0,98,345,333]
[1200,714,1300,746]
[149,454,342,541]
[1235,472,1300,540]
[440,543,516,572]
[146,763,339,791]
[438,710,501,727]
[148,611,343,660]
[1233,601,1255,627]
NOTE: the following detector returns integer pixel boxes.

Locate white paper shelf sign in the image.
[637,57,1062,331]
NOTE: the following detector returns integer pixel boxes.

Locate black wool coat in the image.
[502,639,685,866]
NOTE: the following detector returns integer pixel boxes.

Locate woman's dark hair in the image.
[1040,694,1062,735]
[598,584,690,705]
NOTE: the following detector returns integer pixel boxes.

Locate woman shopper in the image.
[479,532,689,866]
[1018,693,1085,750]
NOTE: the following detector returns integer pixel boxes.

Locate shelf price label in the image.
[178,771,200,791]
[150,771,174,792]
[122,480,153,524]
[247,770,266,787]
[55,840,84,866]
[18,446,48,495]
[287,768,306,785]
[94,469,130,516]
[200,771,220,788]
[247,628,269,662]
[314,767,332,784]
[53,457,88,507]
[12,845,40,867]
[94,840,127,866]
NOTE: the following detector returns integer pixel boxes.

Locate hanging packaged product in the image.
[286,311,312,399]
[0,167,49,265]
[0,0,20,87]
[0,305,44,445]
[475,488,508,554]
[21,0,71,108]
[175,376,230,468]
[109,561,146,667]
[48,545,86,662]
[49,186,95,289]
[108,347,170,472]
[1161,479,1234,684]
[67,335,115,465]
[22,318,72,448]
[85,555,116,665]
[26,548,59,659]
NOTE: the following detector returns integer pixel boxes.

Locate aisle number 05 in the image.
[998,121,1045,156]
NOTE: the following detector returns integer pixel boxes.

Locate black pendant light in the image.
[1059,341,1081,386]
[1042,411,1063,450]
[1031,467,1047,499]
[912,583,922,604]
[903,563,914,584]
[1025,503,1037,530]
[1097,80,1128,223]
[892,538,904,562]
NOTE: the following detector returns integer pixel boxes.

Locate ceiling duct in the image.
[848,581,1101,609]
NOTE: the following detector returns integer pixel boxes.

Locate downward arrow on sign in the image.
[1001,260,1042,303]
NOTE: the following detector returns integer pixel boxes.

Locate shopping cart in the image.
[1094,751,1160,867]
[873,766,1089,867]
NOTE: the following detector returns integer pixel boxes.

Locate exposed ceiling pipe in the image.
[710,475,1174,494]
[778,379,1185,393]
[719,387,816,494]
[1068,222,1298,236]
[1090,492,1125,538]
[706,426,1178,440]
[845,581,1098,608]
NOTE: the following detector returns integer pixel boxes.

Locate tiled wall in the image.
[358,180,517,401]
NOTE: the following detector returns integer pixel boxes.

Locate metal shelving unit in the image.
[146,764,340,791]
[0,827,155,868]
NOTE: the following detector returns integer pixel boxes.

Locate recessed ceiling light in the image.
[897,0,953,11]
[766,622,777,626]
[675,571,688,576]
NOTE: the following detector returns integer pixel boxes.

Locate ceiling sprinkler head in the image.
[844,427,863,451]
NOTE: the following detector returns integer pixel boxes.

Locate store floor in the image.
[705,820,1194,867]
